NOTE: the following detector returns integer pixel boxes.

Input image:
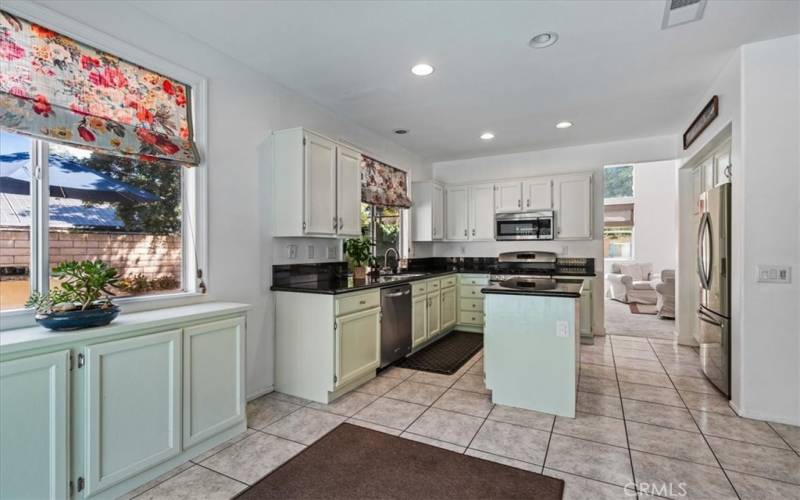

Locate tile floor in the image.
[121,335,800,500]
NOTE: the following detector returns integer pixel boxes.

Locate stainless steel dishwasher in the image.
[380,283,412,368]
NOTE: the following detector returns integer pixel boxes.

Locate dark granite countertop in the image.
[481,279,584,298]
[270,270,457,295]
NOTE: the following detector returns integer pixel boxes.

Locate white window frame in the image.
[0,3,208,330]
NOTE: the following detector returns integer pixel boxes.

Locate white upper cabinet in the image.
[553,173,593,240]
[469,184,495,240]
[336,145,363,237]
[523,178,553,211]
[445,186,469,240]
[495,182,523,213]
[272,128,363,237]
[411,181,444,241]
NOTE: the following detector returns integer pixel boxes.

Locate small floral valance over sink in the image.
[361,155,412,209]
[0,10,200,166]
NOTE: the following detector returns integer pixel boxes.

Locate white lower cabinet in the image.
[334,307,381,388]
[412,294,428,348]
[183,318,245,448]
[0,350,69,500]
[426,289,441,338]
[440,286,457,330]
[85,330,182,496]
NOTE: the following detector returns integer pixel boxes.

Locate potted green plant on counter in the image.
[343,237,375,280]
[26,260,121,331]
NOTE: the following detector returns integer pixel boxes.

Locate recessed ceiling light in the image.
[393,129,409,135]
[480,132,495,140]
[555,121,573,129]
[528,32,559,49]
[411,63,434,76]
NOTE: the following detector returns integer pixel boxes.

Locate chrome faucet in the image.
[382,248,400,274]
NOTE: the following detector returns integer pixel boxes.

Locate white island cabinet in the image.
[0,302,249,500]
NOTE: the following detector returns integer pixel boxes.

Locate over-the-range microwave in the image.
[495,211,554,240]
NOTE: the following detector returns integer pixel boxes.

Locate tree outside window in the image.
[361,203,402,264]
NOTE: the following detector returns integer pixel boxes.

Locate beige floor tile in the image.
[467,360,484,375]
[626,421,717,466]
[678,390,736,416]
[378,366,416,380]
[543,468,636,500]
[553,412,628,448]
[134,465,246,500]
[407,370,461,387]
[616,368,673,388]
[433,388,494,418]
[619,382,684,407]
[578,375,620,397]
[452,373,490,395]
[612,347,658,361]
[580,362,617,380]
[354,375,402,396]
[400,431,466,453]
[544,434,633,487]
[706,435,800,484]
[383,380,447,406]
[727,471,800,500]
[466,449,542,473]
[670,375,720,394]
[353,396,427,430]
[621,399,699,433]
[246,396,302,429]
[614,357,666,374]
[630,451,737,500]
[119,462,193,500]
[662,362,706,379]
[306,391,377,417]
[192,429,256,463]
[262,407,345,445]
[265,391,310,406]
[769,421,800,453]
[201,432,305,484]
[346,418,402,436]
[406,407,483,447]
[469,419,550,465]
[576,391,623,418]
[487,404,555,432]
[581,351,616,367]
[691,410,790,449]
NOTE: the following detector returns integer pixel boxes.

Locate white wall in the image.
[679,35,800,425]
[631,160,678,273]
[25,0,430,399]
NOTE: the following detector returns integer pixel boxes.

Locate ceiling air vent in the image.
[662,0,707,29]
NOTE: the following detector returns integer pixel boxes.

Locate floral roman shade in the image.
[361,155,411,209]
[0,11,200,166]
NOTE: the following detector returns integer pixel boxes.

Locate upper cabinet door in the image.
[336,146,363,237]
[445,186,469,240]
[304,131,338,235]
[432,184,444,240]
[523,178,552,211]
[0,350,69,500]
[469,184,495,240]
[495,182,523,213]
[553,174,593,240]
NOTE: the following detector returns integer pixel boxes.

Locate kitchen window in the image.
[604,165,635,259]
[360,203,403,262]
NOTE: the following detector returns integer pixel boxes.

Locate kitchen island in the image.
[482,278,583,418]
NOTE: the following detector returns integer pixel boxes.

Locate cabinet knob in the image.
[472,228,476,237]
[339,217,343,229]
[464,229,468,237]
[472,304,476,308]
[333,217,338,230]
[527,199,531,207]
[518,199,521,208]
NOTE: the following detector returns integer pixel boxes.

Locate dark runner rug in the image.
[396,331,483,374]
[237,423,564,500]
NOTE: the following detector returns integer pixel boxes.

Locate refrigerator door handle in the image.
[697,212,711,290]
[697,308,723,327]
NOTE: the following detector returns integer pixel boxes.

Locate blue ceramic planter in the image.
[35,306,120,331]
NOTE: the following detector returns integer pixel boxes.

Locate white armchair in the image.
[656,270,675,319]
[605,262,659,304]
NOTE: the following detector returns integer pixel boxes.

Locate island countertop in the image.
[480,278,584,298]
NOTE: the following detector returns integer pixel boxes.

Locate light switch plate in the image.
[287,244,298,259]
[306,245,315,259]
[556,320,569,337]
[757,265,791,283]
[327,246,338,260]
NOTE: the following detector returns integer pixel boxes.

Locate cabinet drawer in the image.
[335,290,380,316]
[459,285,484,299]
[427,279,440,291]
[411,281,428,297]
[440,276,457,288]
[459,274,489,286]
[459,311,484,325]
[459,298,484,312]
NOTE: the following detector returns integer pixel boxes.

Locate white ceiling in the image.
[132,0,799,161]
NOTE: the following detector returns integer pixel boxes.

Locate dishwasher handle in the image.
[384,290,411,298]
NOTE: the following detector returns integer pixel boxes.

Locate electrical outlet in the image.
[757,265,791,283]
[287,244,298,259]
[556,321,569,338]
[306,245,315,259]
[327,246,338,260]
[460,246,466,255]
[561,246,569,255]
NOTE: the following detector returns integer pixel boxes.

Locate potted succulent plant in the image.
[343,237,375,280]
[26,260,121,331]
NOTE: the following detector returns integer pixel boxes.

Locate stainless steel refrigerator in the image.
[696,183,731,397]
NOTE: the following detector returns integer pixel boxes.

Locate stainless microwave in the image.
[495,211,554,241]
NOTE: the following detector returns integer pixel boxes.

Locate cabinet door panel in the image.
[495,182,522,213]
[523,178,552,211]
[554,174,592,239]
[432,185,444,240]
[469,184,495,240]
[183,318,245,448]
[85,330,181,496]
[445,186,468,240]
[336,146,362,237]
[427,291,441,337]
[412,295,428,348]
[440,287,457,331]
[304,132,337,235]
[335,308,380,388]
[0,350,69,500]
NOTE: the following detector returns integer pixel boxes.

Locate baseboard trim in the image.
[729,400,800,426]
[247,385,274,401]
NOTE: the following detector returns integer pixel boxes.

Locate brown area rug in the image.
[237,423,564,500]
[629,303,658,315]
